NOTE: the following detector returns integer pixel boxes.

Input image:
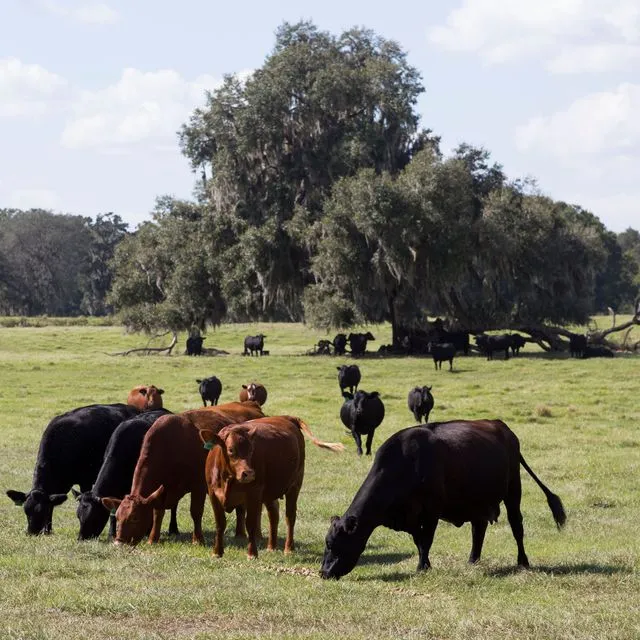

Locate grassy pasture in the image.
[0,320,639,639]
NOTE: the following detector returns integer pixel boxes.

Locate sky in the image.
[1,0,638,232]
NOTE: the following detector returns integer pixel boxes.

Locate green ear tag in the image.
[110,509,116,516]
[203,441,213,451]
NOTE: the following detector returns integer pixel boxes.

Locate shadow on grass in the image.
[485,562,633,577]
[358,551,414,566]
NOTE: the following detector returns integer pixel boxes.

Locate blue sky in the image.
[1,0,638,232]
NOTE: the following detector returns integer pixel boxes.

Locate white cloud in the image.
[515,83,640,156]
[0,57,68,117]
[9,188,60,210]
[61,68,223,150]
[40,1,119,25]
[428,0,640,73]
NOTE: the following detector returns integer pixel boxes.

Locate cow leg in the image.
[265,500,279,551]
[412,518,438,571]
[190,489,206,545]
[469,519,488,564]
[352,431,363,456]
[234,506,247,538]
[284,484,301,554]
[210,494,227,557]
[202,399,207,407]
[448,358,453,371]
[148,508,165,543]
[245,497,262,559]
[413,410,421,423]
[365,432,374,456]
[505,479,530,568]
[168,506,179,536]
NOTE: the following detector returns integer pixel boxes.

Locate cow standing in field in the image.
[186,336,205,356]
[348,332,375,356]
[244,334,266,356]
[199,416,343,559]
[320,419,566,579]
[333,334,347,356]
[6,403,139,534]
[408,386,434,423]
[127,385,164,411]
[429,342,456,371]
[239,382,268,406]
[569,333,587,358]
[197,376,223,406]
[340,390,385,456]
[74,409,175,540]
[337,365,361,395]
[475,334,512,360]
[509,334,526,356]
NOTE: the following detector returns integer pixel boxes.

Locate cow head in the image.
[364,332,375,341]
[320,514,367,580]
[353,391,379,416]
[101,486,164,545]
[201,426,257,485]
[127,385,164,412]
[6,489,67,535]
[74,489,109,540]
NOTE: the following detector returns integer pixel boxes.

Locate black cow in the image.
[582,345,614,358]
[196,376,222,406]
[333,334,348,356]
[73,409,177,540]
[348,332,375,357]
[337,365,361,395]
[340,390,385,456]
[407,386,434,423]
[475,334,512,360]
[186,336,205,356]
[6,403,139,535]
[509,334,526,356]
[569,333,587,358]
[244,334,266,356]
[442,331,470,356]
[429,342,456,371]
[320,419,566,579]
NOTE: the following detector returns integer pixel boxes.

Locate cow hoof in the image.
[247,554,258,560]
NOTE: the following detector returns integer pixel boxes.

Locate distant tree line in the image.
[1,22,639,338]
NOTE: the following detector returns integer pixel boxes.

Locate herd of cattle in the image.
[6,361,568,578]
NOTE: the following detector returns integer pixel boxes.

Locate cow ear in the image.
[369,391,380,398]
[427,386,432,391]
[6,490,27,506]
[196,379,202,384]
[50,493,68,506]
[242,384,248,390]
[71,488,81,500]
[330,515,340,525]
[344,515,358,534]
[143,485,164,506]
[139,388,147,396]
[101,497,121,512]
[157,388,164,395]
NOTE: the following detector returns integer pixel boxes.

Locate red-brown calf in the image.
[238,383,267,406]
[127,385,164,411]
[200,416,343,559]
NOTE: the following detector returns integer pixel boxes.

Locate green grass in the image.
[1,320,639,639]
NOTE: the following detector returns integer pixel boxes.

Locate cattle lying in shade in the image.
[200,416,343,559]
[74,409,174,540]
[582,345,614,358]
[337,364,361,395]
[320,419,566,579]
[244,334,266,356]
[6,403,139,534]
[238,382,268,406]
[340,390,385,456]
[348,332,375,356]
[197,376,222,406]
[127,385,164,411]
[407,386,434,423]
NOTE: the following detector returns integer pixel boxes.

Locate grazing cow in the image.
[582,345,614,358]
[337,365,361,395]
[340,390,385,456]
[74,409,175,540]
[6,403,139,535]
[348,332,375,356]
[127,385,164,411]
[407,386,434,424]
[475,334,512,360]
[569,333,587,358]
[509,334,526,356]
[238,383,268,406]
[429,342,456,371]
[197,376,223,406]
[333,334,348,356]
[244,334,266,356]
[101,414,209,546]
[320,419,566,579]
[186,336,205,356]
[200,415,343,559]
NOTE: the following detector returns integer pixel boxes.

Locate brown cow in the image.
[200,416,343,559]
[238,383,268,406]
[127,385,164,411]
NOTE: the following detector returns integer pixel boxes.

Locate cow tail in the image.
[294,419,345,452]
[519,454,567,529]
